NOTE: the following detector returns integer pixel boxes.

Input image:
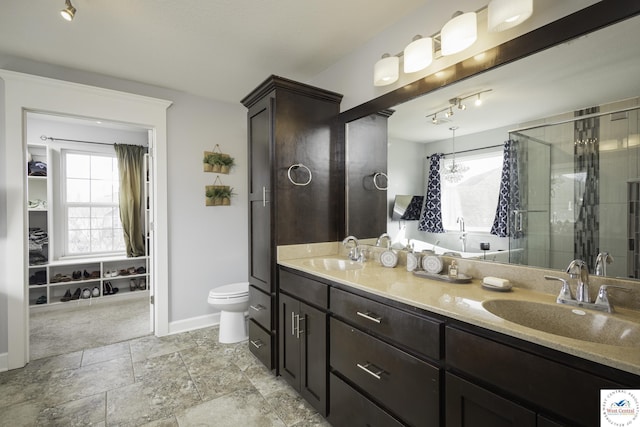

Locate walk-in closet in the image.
[26,112,154,359]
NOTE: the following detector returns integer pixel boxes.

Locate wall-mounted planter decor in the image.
[203,144,235,174]
[205,176,235,206]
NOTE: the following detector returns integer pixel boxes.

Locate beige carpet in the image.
[29,297,150,360]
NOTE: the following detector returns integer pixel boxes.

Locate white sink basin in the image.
[482,299,640,347]
[302,258,364,271]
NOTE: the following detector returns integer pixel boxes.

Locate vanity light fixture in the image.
[488,0,533,32]
[441,11,478,56]
[372,1,535,86]
[404,35,434,73]
[374,54,400,86]
[60,0,76,21]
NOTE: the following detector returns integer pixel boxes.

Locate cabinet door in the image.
[248,97,272,293]
[279,292,300,387]
[299,302,327,415]
[445,373,536,427]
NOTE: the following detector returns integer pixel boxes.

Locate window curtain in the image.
[490,140,521,238]
[418,154,445,233]
[114,144,146,257]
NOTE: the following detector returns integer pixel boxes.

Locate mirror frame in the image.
[335,0,640,239]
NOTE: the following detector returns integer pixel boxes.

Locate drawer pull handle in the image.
[356,311,382,324]
[357,362,384,380]
[250,339,264,349]
[250,304,265,311]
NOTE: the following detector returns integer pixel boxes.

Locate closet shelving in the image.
[29,256,149,308]
[26,143,150,310]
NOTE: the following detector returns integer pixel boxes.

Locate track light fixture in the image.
[373,1,534,86]
[426,90,492,124]
[60,0,76,21]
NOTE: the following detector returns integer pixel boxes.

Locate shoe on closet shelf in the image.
[72,271,82,280]
[35,295,47,304]
[71,288,81,300]
[84,270,91,279]
[92,286,100,297]
[136,266,146,274]
[138,278,147,290]
[127,267,136,275]
[90,271,101,279]
[129,279,137,291]
[61,289,72,302]
[81,288,91,299]
[104,281,119,295]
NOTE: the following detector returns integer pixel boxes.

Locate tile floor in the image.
[2,303,330,426]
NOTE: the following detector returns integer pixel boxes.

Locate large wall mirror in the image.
[341,2,640,280]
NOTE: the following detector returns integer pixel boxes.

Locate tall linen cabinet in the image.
[241,76,342,369]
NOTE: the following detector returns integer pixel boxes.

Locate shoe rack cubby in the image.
[29,256,149,309]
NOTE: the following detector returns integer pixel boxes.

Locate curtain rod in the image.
[426,143,503,159]
[40,135,144,147]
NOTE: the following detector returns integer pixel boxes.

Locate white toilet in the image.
[207,282,250,343]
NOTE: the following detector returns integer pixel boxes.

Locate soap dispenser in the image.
[448,260,458,278]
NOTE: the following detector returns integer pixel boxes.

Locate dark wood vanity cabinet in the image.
[278,268,329,415]
[328,287,443,427]
[445,325,639,427]
[241,76,342,370]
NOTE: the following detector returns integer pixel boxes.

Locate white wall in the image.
[0,54,248,355]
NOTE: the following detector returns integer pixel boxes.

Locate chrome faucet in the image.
[566,259,590,303]
[594,252,613,276]
[376,233,392,249]
[342,235,364,262]
[457,217,467,252]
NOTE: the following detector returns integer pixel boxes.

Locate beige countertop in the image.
[277,243,640,376]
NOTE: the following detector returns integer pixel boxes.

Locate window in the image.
[63,151,125,256]
[441,151,503,232]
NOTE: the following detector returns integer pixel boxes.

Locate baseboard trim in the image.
[167,311,250,336]
[168,313,220,335]
[0,352,8,372]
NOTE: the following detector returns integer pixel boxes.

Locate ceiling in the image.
[388,13,640,143]
[0,0,427,104]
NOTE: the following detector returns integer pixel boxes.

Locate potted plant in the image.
[205,185,235,206]
[218,155,235,174]
[203,153,215,172]
[206,153,224,173]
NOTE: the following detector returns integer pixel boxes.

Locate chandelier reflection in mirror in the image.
[442,126,469,183]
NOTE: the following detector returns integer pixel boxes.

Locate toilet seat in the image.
[208,282,249,300]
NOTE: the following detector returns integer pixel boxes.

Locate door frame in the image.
[0,69,172,370]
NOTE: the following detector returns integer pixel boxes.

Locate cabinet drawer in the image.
[330,318,440,427]
[248,319,273,370]
[328,373,404,427]
[248,285,272,330]
[279,268,328,309]
[330,287,442,360]
[446,326,624,427]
